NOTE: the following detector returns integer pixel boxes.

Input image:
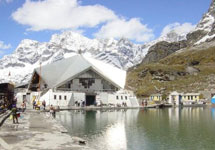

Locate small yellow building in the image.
[168,91,200,105]
[149,94,162,101]
[182,93,200,101]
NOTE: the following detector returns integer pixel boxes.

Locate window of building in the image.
[121,96,123,100]
[54,95,56,100]
[191,96,193,100]
[59,95,62,100]
[188,96,190,100]
[125,96,127,100]
[64,95,67,100]
[79,78,95,88]
[116,96,119,100]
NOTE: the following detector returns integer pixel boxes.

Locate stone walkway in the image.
[0,106,91,150]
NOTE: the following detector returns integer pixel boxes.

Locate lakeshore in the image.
[0,104,91,150]
[46,103,207,111]
[56,107,215,150]
[0,102,212,150]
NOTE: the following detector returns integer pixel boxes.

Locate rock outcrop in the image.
[141,0,215,65]
[141,40,187,64]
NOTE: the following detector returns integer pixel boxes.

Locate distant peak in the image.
[20,39,38,44]
[195,0,215,32]
[50,31,89,43]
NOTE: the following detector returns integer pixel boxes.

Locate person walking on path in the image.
[42,100,46,110]
[49,105,55,118]
[11,106,19,124]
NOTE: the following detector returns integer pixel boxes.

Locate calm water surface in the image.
[56,107,215,150]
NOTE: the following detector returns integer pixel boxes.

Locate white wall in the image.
[30,89,139,107]
[16,92,26,103]
[97,92,137,107]
[40,90,85,107]
[97,93,108,104]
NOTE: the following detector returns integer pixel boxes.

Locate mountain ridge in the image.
[0,1,214,85]
[0,28,188,84]
[126,0,215,97]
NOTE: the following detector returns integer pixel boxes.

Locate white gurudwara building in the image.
[28,54,139,107]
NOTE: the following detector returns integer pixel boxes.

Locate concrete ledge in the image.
[37,106,142,112]
[59,106,142,111]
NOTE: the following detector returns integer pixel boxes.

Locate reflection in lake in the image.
[56,107,215,150]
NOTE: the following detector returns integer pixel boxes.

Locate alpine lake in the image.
[56,107,215,150]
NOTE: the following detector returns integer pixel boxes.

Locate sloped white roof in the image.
[34,55,126,89]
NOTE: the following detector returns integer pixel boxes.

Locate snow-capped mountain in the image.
[0,28,185,84]
[0,26,205,84]
[1,1,214,84]
[0,31,152,84]
[193,0,215,44]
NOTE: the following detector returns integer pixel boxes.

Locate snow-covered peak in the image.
[158,31,187,43]
[50,31,89,44]
[194,0,215,44]
[0,30,149,84]
[98,37,118,46]
[15,39,39,52]
[156,22,196,43]
[195,5,215,32]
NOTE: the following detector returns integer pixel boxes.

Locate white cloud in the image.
[12,0,117,31]
[94,18,154,42]
[0,41,11,50]
[12,0,155,42]
[161,22,196,36]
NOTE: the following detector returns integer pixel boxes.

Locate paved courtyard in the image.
[0,105,91,150]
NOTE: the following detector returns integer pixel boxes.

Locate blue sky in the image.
[0,0,211,57]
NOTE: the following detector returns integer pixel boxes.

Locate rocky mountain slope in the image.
[141,0,215,65]
[127,0,215,97]
[127,41,215,97]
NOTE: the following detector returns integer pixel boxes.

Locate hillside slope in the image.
[126,41,215,97]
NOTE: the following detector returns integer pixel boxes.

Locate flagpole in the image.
[37,61,42,106]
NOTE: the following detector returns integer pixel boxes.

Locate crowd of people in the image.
[74,100,85,107]
[32,100,56,118]
[9,97,58,124]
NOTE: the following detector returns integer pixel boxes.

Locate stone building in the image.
[28,54,139,107]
